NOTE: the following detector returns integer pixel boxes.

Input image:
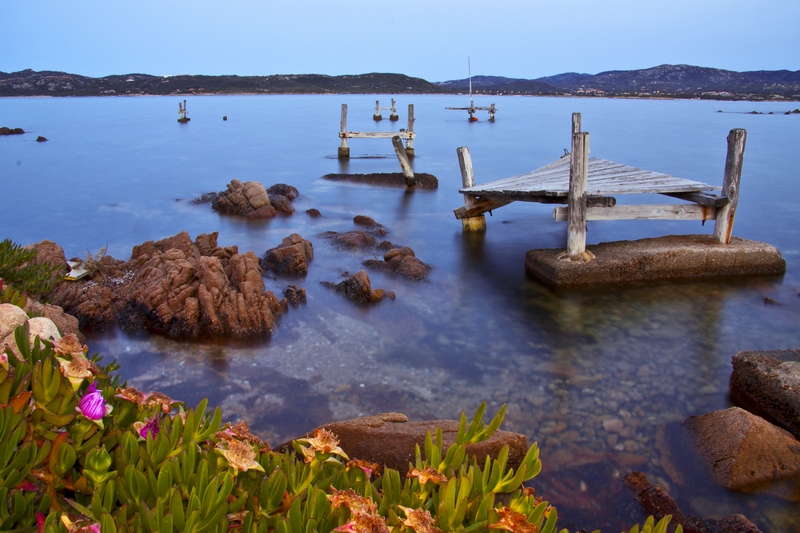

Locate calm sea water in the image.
[2,94,799,531]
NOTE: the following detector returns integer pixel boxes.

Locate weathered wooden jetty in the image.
[177,100,190,123]
[338,103,415,159]
[454,113,786,286]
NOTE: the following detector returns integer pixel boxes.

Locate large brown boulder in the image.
[730,349,800,439]
[51,231,287,339]
[261,234,313,275]
[279,413,528,477]
[683,407,800,502]
[210,181,299,218]
[322,270,392,303]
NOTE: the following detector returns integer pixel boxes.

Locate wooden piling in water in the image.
[713,129,746,244]
[405,104,415,156]
[567,132,589,258]
[457,146,486,231]
[338,104,350,159]
[393,136,416,188]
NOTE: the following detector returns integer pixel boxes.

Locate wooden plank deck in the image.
[459,154,720,199]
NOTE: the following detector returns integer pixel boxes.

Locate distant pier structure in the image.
[338,103,415,159]
[177,100,190,123]
[373,99,399,121]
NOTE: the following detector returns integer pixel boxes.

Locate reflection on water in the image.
[3,94,800,531]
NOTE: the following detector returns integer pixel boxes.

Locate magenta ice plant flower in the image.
[77,382,112,427]
[133,416,160,440]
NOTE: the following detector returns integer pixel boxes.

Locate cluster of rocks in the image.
[672,350,800,503]
[197,180,299,219]
[0,126,24,135]
[322,270,395,303]
[48,231,288,339]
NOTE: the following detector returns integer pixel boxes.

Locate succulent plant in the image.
[1,318,680,533]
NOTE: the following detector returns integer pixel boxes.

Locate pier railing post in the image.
[457,146,486,231]
[405,104,415,157]
[567,132,589,257]
[338,104,350,159]
[713,128,746,244]
[393,136,416,188]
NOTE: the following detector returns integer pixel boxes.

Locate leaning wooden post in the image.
[338,104,350,159]
[567,132,589,258]
[457,146,486,231]
[392,136,416,188]
[572,112,581,134]
[713,128,747,244]
[405,104,415,157]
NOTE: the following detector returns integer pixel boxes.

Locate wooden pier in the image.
[455,113,747,260]
[338,103,415,159]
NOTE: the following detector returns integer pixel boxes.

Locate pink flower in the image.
[134,417,160,440]
[78,382,108,420]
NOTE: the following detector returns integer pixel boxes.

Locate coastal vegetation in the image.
[2,64,798,100]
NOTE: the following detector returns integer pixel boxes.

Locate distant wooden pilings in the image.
[373,99,399,121]
[338,103,415,159]
[177,100,190,123]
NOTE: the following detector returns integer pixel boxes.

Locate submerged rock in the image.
[364,246,430,281]
[278,412,527,477]
[323,231,378,250]
[321,270,393,303]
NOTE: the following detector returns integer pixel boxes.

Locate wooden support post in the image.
[457,146,486,231]
[390,98,399,121]
[373,100,382,121]
[489,103,496,122]
[338,104,350,159]
[567,132,589,258]
[392,136,416,188]
[572,112,581,134]
[405,104,415,156]
[713,128,746,244]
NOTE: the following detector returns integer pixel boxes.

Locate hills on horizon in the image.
[2,64,799,100]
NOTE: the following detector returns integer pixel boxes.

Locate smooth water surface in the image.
[2,94,799,531]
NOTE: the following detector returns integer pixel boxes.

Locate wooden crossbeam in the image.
[553,204,718,222]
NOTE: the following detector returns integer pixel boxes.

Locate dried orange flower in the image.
[296,428,349,462]
[346,459,380,478]
[329,489,387,533]
[489,507,539,533]
[216,420,270,452]
[56,352,97,390]
[114,386,148,405]
[407,466,448,486]
[146,391,182,414]
[397,506,443,533]
[216,439,265,474]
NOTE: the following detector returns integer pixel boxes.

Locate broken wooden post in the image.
[392,136,415,188]
[713,128,747,244]
[457,146,486,231]
[572,112,581,134]
[338,104,350,159]
[373,100,382,121]
[488,103,497,122]
[389,98,399,121]
[405,104,415,156]
[567,132,589,258]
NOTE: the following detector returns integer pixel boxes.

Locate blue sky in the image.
[3,0,798,81]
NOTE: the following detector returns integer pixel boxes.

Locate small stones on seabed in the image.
[284,285,306,306]
[763,297,780,305]
[557,250,596,262]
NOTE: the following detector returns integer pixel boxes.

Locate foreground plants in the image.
[1,320,679,533]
